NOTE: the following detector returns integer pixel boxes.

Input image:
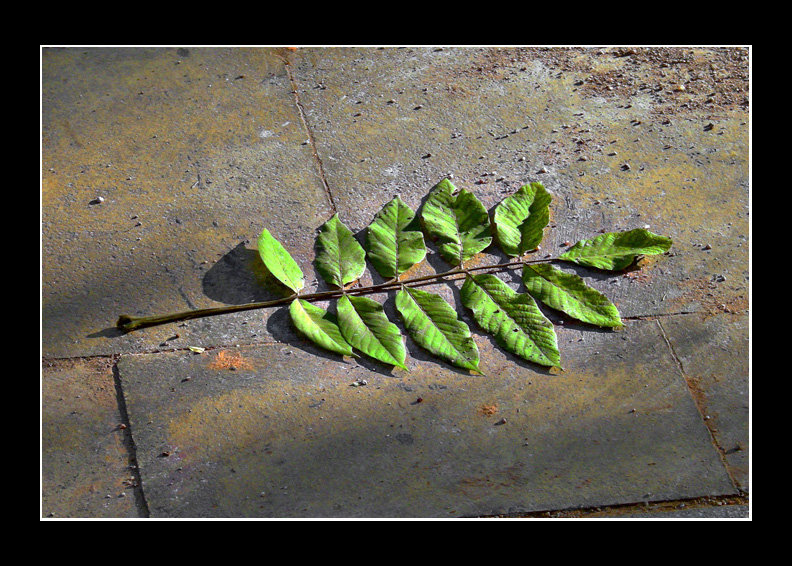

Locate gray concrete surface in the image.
[41,46,750,519]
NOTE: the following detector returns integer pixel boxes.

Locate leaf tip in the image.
[468,364,485,376]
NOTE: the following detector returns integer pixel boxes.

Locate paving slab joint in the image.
[482,493,749,519]
[656,319,743,493]
[111,356,151,517]
[279,50,337,214]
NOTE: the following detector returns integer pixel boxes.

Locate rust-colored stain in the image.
[208,350,254,371]
[458,463,525,499]
[684,373,713,419]
[477,403,499,417]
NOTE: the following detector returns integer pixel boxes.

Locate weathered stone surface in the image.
[119,317,734,518]
[42,47,331,359]
[289,47,748,322]
[620,504,749,518]
[658,312,749,491]
[42,46,749,519]
[41,358,140,517]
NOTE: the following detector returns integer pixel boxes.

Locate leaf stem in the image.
[116,257,554,333]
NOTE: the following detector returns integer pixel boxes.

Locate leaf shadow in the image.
[264,303,360,366]
[421,239,454,275]
[202,241,294,305]
[554,260,621,283]
[86,326,126,339]
[350,354,404,378]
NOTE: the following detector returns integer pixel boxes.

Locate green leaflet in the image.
[315,214,367,287]
[559,228,673,271]
[396,287,481,373]
[365,197,426,279]
[337,294,408,370]
[493,182,551,256]
[421,179,492,266]
[460,273,560,368]
[289,298,355,357]
[257,228,305,293]
[522,263,623,328]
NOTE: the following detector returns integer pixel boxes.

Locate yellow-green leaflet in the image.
[315,214,366,287]
[559,228,673,271]
[493,182,551,257]
[289,299,355,357]
[461,273,561,368]
[337,294,407,370]
[420,179,491,266]
[257,228,304,293]
[522,263,623,328]
[396,287,481,373]
[365,197,426,279]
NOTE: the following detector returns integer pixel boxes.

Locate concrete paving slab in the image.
[290,46,749,319]
[42,46,750,519]
[658,312,749,491]
[42,47,331,359]
[42,358,141,517]
[619,504,749,518]
[519,499,749,519]
[118,316,735,518]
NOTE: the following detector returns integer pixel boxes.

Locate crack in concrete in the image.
[656,318,743,494]
[111,357,151,517]
[280,50,337,215]
[622,311,697,321]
